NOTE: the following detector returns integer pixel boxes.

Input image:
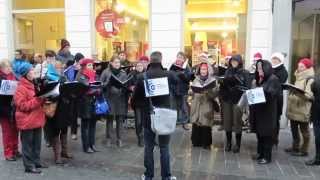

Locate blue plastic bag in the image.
[95,96,110,115]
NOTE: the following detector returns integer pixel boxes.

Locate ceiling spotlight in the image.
[115,3,125,13]
[221,32,228,38]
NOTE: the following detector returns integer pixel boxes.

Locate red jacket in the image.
[14,77,45,130]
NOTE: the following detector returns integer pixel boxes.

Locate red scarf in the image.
[0,70,16,80]
[82,68,96,83]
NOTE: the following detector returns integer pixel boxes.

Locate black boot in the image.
[233,133,242,153]
[225,132,232,152]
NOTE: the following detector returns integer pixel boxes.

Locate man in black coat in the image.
[306,76,320,166]
[270,52,288,147]
[132,51,176,180]
[250,60,281,164]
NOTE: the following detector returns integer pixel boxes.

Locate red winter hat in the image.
[60,39,70,50]
[254,52,262,61]
[139,56,149,62]
[200,63,208,69]
[299,58,314,69]
[79,58,94,66]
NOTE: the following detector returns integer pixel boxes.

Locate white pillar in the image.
[65,0,94,57]
[245,0,273,68]
[0,0,12,60]
[149,0,185,68]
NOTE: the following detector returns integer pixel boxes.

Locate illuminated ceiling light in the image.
[115,3,125,13]
[25,21,33,26]
[221,32,228,38]
[125,16,131,23]
[187,13,238,19]
[132,20,137,26]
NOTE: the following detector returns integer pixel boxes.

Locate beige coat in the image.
[190,62,219,127]
[286,68,314,122]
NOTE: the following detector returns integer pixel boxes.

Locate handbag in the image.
[43,101,57,118]
[95,95,110,115]
[144,73,177,135]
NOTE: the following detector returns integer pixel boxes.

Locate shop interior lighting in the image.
[187,13,238,19]
[115,3,125,13]
[132,20,137,26]
[124,16,131,23]
[221,32,228,38]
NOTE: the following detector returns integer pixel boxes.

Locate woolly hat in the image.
[253,52,262,61]
[299,58,314,69]
[16,62,33,77]
[139,56,149,62]
[230,54,243,64]
[60,39,70,51]
[271,52,285,63]
[79,58,94,67]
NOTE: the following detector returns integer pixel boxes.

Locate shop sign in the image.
[95,9,123,38]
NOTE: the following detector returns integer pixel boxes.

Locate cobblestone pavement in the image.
[0,121,319,180]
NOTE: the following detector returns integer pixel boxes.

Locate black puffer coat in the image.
[311,76,320,123]
[132,63,176,129]
[220,55,251,104]
[250,60,281,136]
[0,71,15,120]
[273,64,288,117]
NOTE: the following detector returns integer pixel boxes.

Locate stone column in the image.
[0,0,12,59]
[149,0,185,68]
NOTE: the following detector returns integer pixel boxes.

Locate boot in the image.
[225,131,232,152]
[52,137,64,165]
[61,134,73,159]
[233,133,242,153]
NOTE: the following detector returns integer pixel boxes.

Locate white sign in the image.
[246,87,266,105]
[0,80,18,95]
[104,21,113,32]
[144,77,169,97]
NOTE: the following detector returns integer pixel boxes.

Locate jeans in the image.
[175,95,189,124]
[144,128,171,180]
[81,118,97,151]
[20,128,42,170]
[290,120,310,153]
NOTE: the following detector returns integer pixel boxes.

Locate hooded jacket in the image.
[14,77,45,130]
[190,62,219,127]
[169,62,192,96]
[220,55,251,104]
[250,60,281,136]
[286,68,314,122]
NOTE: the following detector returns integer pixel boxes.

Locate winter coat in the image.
[14,77,45,130]
[311,76,320,123]
[56,51,74,64]
[100,67,129,116]
[250,60,281,136]
[190,62,219,127]
[0,71,16,120]
[169,64,192,96]
[132,63,176,129]
[220,64,250,104]
[286,68,314,122]
[129,70,144,108]
[273,64,288,117]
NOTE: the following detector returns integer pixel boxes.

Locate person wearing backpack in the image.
[132,51,177,180]
[286,58,314,157]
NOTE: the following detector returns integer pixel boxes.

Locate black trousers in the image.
[81,118,97,151]
[191,123,212,147]
[106,115,124,140]
[20,128,42,170]
[134,108,145,140]
[257,134,273,161]
[70,100,78,135]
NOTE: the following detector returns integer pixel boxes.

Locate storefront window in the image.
[184,0,247,66]
[12,0,65,56]
[95,0,149,61]
[13,0,64,10]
